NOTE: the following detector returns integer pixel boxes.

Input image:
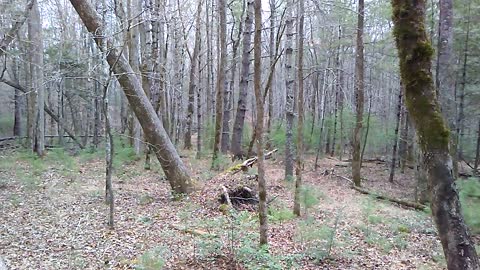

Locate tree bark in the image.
[389,89,402,183]
[231,0,254,159]
[474,119,480,174]
[221,2,243,153]
[253,0,267,246]
[392,0,479,268]
[212,0,227,167]
[284,0,295,180]
[127,0,142,155]
[28,0,45,157]
[184,0,203,150]
[293,0,305,217]
[456,0,470,167]
[352,0,365,187]
[69,0,194,194]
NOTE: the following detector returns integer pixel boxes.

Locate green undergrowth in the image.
[458,178,480,233]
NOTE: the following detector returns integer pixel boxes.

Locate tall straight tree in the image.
[27,0,45,157]
[293,0,305,217]
[391,0,479,268]
[184,0,203,150]
[68,0,194,194]
[284,0,295,180]
[253,0,267,246]
[435,0,455,124]
[352,0,365,187]
[231,0,254,159]
[212,0,227,167]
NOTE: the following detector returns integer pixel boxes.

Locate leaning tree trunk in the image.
[391,1,479,268]
[352,0,365,187]
[69,0,193,194]
[253,0,267,246]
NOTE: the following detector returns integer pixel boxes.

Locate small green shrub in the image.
[212,154,230,171]
[77,148,103,163]
[299,185,324,215]
[138,194,154,205]
[135,247,167,270]
[296,216,340,262]
[268,206,295,223]
[236,241,287,270]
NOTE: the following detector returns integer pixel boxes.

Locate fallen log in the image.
[333,173,426,211]
[227,149,278,175]
[351,185,426,211]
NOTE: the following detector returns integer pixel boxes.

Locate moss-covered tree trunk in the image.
[392,1,479,269]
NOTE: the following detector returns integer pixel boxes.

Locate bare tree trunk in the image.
[314,68,328,169]
[293,0,304,217]
[266,0,276,149]
[392,1,479,268]
[127,0,142,155]
[352,0,364,187]
[196,36,203,159]
[331,27,342,158]
[253,0,267,246]
[231,0,253,159]
[28,0,45,157]
[360,97,372,166]
[221,2,243,153]
[205,0,213,121]
[12,53,23,137]
[389,88,402,183]
[474,119,480,174]
[212,0,227,167]
[184,0,203,150]
[69,0,194,194]
[103,81,114,229]
[456,0,470,167]
[399,106,408,172]
[284,0,295,180]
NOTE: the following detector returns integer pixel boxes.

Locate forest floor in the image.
[0,147,474,270]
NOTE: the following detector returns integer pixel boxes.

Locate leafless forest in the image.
[0,0,479,269]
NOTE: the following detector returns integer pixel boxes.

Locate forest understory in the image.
[2,147,474,270]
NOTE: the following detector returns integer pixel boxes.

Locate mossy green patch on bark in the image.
[391,0,449,152]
